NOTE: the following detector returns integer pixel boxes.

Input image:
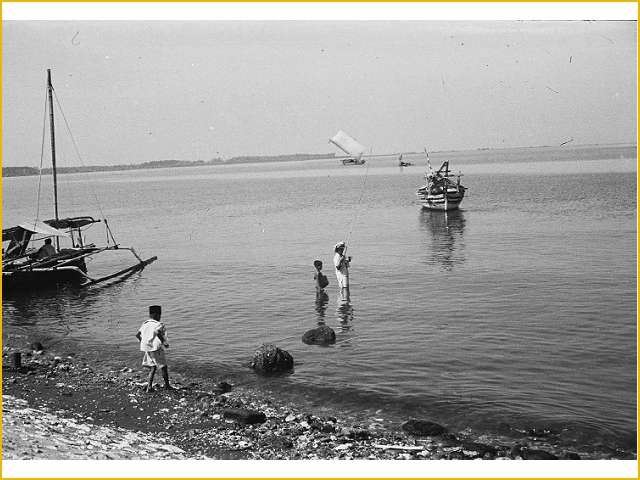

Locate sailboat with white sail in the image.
[329,130,366,165]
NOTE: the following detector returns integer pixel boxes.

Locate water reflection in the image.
[336,298,354,332]
[2,273,146,349]
[3,286,83,349]
[419,209,466,271]
[315,291,329,324]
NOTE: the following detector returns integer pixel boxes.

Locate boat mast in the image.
[46,69,60,250]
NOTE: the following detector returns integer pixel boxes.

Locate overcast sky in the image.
[3,20,636,167]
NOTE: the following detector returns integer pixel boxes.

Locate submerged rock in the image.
[222,408,267,425]
[302,326,336,345]
[510,444,558,460]
[402,419,447,437]
[527,427,555,438]
[250,344,294,374]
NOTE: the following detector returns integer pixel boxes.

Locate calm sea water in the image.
[3,144,637,457]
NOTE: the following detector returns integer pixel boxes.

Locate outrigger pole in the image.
[46,69,61,250]
[80,254,158,287]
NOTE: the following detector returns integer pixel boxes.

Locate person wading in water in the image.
[333,241,351,302]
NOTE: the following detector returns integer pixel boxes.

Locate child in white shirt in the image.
[136,305,173,392]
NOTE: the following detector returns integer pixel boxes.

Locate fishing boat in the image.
[329,130,366,165]
[398,153,413,167]
[416,154,466,211]
[2,69,157,292]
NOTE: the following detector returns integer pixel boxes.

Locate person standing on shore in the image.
[333,241,351,302]
[136,305,173,392]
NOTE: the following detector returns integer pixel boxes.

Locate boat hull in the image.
[342,158,365,165]
[3,257,88,292]
[3,266,86,292]
[417,189,465,211]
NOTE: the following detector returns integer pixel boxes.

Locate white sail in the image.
[329,130,366,160]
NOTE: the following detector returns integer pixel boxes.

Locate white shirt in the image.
[138,318,166,352]
[334,252,349,286]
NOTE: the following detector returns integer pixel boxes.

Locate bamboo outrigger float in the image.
[2,69,157,292]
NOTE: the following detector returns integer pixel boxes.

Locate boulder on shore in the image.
[250,344,294,374]
[510,444,558,460]
[461,440,497,458]
[302,326,336,345]
[222,407,267,425]
[401,419,447,437]
[213,381,232,394]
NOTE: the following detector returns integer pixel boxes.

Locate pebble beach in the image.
[3,346,613,462]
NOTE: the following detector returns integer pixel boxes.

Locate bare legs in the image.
[145,365,172,391]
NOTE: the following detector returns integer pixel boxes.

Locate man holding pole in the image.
[333,241,351,302]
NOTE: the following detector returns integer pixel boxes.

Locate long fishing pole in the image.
[344,149,372,248]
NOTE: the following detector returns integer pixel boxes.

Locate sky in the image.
[2,17,637,167]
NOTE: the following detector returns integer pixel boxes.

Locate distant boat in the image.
[398,153,413,167]
[329,130,366,165]
[2,69,157,292]
[416,151,466,211]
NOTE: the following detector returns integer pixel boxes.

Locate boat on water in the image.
[398,153,413,167]
[416,154,466,211]
[2,69,157,292]
[329,130,366,165]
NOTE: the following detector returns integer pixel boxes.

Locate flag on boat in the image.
[329,130,366,161]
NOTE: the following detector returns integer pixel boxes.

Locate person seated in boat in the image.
[35,238,57,259]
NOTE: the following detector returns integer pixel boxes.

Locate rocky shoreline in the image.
[1,347,632,461]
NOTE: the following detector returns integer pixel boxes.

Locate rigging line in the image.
[51,88,108,224]
[34,86,50,226]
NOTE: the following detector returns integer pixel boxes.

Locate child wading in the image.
[313,259,330,296]
[136,305,173,392]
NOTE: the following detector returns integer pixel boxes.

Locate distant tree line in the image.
[2,153,335,177]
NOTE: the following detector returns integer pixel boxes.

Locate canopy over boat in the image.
[3,221,70,241]
[329,130,366,161]
[45,216,100,230]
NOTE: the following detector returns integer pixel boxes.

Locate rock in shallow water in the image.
[401,419,447,437]
[250,344,294,374]
[302,326,336,345]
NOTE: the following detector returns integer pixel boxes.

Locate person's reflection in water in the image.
[315,291,329,325]
[336,296,354,332]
